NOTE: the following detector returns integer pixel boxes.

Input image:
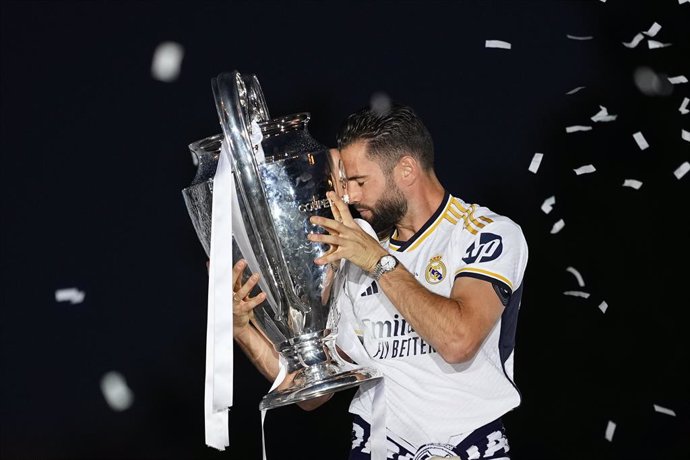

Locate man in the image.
[234,104,528,459]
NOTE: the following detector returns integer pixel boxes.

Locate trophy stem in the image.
[259,332,380,410]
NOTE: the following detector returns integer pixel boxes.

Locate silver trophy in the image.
[182,71,380,410]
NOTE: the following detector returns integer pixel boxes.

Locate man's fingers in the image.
[327,191,355,225]
[307,232,342,245]
[232,259,247,286]
[310,216,346,233]
[236,272,260,300]
[236,292,266,312]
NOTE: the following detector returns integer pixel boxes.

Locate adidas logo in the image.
[361,281,379,297]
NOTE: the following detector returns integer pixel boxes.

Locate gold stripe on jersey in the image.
[391,195,493,252]
[455,267,513,290]
[450,198,487,235]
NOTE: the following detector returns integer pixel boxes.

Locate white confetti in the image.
[566,86,586,95]
[668,75,688,84]
[151,41,184,82]
[541,196,556,214]
[485,40,512,49]
[653,404,677,417]
[623,33,644,48]
[674,161,690,179]
[680,0,690,4]
[679,97,689,114]
[633,131,649,150]
[564,290,590,298]
[591,105,618,122]
[605,421,616,442]
[528,153,544,173]
[642,22,662,37]
[550,219,565,234]
[55,288,85,305]
[622,179,643,190]
[598,301,609,314]
[565,267,585,287]
[100,371,134,411]
[682,129,690,142]
[566,125,592,133]
[574,164,596,175]
[566,35,593,40]
[648,40,672,49]
[370,92,392,115]
[634,67,671,96]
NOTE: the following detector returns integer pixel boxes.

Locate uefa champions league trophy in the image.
[182,71,380,410]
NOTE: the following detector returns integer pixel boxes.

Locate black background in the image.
[1,1,688,459]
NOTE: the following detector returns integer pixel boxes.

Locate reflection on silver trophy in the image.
[182,71,380,410]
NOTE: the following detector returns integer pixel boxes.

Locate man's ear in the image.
[397,155,418,185]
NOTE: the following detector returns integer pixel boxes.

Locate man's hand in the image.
[307,191,387,273]
[232,259,266,338]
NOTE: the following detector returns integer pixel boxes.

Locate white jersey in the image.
[335,192,528,451]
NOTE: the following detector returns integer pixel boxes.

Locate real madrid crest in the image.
[425,255,446,284]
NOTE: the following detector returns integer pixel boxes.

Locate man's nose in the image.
[348,183,362,203]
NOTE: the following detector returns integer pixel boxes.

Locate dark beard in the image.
[358,186,407,235]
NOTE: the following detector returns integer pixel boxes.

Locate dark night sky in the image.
[1,1,688,459]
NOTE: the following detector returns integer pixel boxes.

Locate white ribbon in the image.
[261,356,288,460]
[204,140,235,449]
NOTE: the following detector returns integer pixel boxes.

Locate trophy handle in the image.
[212,71,304,321]
[241,74,271,123]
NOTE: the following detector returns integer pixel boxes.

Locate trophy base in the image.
[259,365,380,410]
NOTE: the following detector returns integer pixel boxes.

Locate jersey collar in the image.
[389,191,451,252]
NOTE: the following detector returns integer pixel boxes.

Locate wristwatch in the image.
[370,254,399,280]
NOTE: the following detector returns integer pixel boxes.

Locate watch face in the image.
[381,255,397,270]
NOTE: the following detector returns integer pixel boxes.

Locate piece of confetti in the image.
[653,404,677,417]
[679,97,689,114]
[151,41,185,82]
[485,40,512,49]
[598,301,609,314]
[605,421,616,442]
[101,371,134,411]
[566,35,593,40]
[622,179,643,190]
[370,92,392,116]
[566,125,592,133]
[668,75,688,84]
[681,129,690,142]
[574,164,596,175]
[674,161,690,179]
[681,0,689,5]
[564,290,590,298]
[633,131,649,150]
[642,22,662,37]
[566,86,586,95]
[55,288,85,304]
[648,40,672,49]
[591,105,618,122]
[541,196,556,214]
[528,153,544,173]
[633,67,670,96]
[623,33,644,48]
[566,266,585,287]
[550,219,565,234]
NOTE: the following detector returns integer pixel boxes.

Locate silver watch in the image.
[371,254,398,280]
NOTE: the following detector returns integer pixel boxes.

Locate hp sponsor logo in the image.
[462,232,503,264]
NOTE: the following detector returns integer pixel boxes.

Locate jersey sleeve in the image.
[453,218,528,295]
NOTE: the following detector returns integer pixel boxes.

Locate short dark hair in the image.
[336,103,434,173]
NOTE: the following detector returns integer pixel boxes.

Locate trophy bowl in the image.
[183,71,380,410]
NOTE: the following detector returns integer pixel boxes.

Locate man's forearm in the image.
[234,325,281,382]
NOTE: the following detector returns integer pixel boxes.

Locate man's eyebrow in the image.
[347,175,367,181]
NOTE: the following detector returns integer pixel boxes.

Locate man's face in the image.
[340,141,407,233]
